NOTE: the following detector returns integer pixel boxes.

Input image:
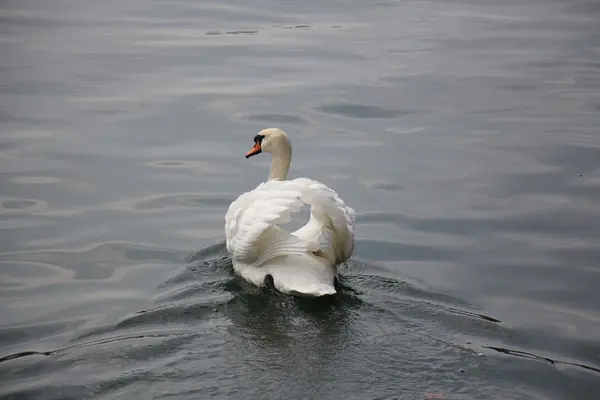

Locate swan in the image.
[224,128,356,297]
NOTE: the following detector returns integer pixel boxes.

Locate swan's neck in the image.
[268,144,291,181]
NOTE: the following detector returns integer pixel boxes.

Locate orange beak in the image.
[245,142,262,158]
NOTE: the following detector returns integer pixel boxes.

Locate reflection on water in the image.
[2,0,600,398]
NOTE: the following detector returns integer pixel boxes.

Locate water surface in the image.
[1,0,600,399]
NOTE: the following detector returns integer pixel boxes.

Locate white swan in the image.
[225,128,356,297]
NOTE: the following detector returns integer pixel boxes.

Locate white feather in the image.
[225,178,355,296]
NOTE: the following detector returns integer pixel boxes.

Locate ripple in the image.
[384,126,426,135]
[0,140,21,152]
[354,239,459,262]
[484,346,600,374]
[0,261,62,278]
[540,144,600,174]
[108,193,234,213]
[11,176,62,184]
[239,113,309,125]
[225,30,258,35]
[0,330,199,399]
[361,180,405,191]
[314,103,416,119]
[1,129,54,140]
[204,25,318,36]
[1,242,184,283]
[0,317,90,351]
[0,198,47,213]
[73,302,223,342]
[0,246,585,399]
[358,210,600,240]
[2,200,38,210]
[155,161,182,166]
[2,0,600,397]
[145,160,242,175]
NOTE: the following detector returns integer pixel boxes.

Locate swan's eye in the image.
[253,134,265,144]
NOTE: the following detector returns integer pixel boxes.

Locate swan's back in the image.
[225,178,355,293]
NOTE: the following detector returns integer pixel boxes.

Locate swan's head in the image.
[245,128,291,159]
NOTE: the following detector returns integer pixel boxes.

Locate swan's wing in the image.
[225,180,319,268]
[290,178,356,265]
[225,178,355,268]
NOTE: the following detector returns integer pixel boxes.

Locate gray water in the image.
[1,0,599,398]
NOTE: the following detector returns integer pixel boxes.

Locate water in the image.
[1,0,599,398]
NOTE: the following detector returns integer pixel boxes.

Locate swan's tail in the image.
[261,254,338,297]
[288,284,336,297]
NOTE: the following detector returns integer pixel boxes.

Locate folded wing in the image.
[225,178,355,268]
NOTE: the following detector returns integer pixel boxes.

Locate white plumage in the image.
[224,128,356,296]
